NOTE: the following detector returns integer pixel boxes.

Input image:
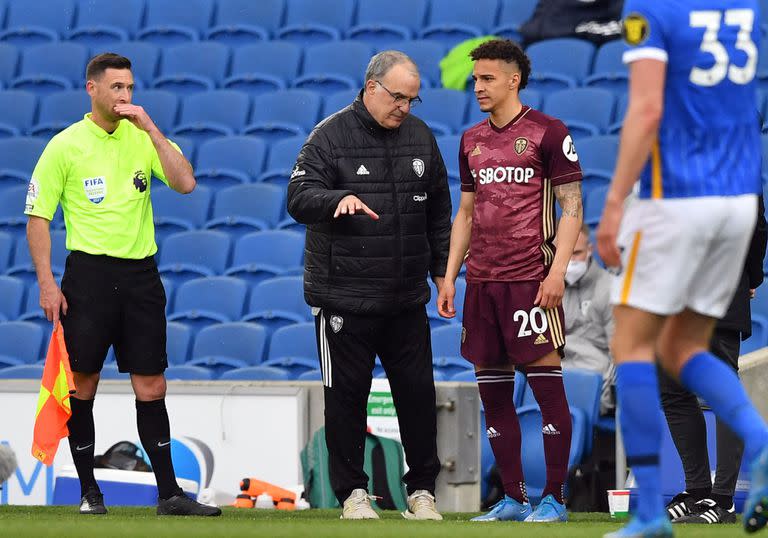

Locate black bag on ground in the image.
[94,441,152,472]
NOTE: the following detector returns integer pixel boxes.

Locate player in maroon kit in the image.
[437,39,583,523]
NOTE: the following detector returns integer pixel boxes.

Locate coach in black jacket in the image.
[287,50,452,520]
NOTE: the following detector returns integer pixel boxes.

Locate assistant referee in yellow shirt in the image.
[24,53,220,517]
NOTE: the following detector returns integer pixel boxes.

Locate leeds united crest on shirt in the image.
[412,158,425,177]
[330,315,343,333]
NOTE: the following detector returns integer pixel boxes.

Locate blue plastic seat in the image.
[436,135,461,181]
[173,90,251,145]
[491,0,538,41]
[0,90,36,137]
[449,183,461,222]
[0,43,20,86]
[154,42,230,95]
[161,276,175,313]
[262,322,318,376]
[218,365,291,381]
[257,135,305,186]
[347,0,428,45]
[244,89,322,142]
[133,89,178,133]
[187,322,267,375]
[225,230,304,285]
[419,0,498,48]
[166,321,192,365]
[608,92,628,134]
[584,184,608,228]
[136,0,214,47]
[11,42,88,96]
[30,90,90,138]
[17,280,52,336]
[0,0,75,47]
[7,229,67,286]
[205,183,285,236]
[0,364,45,379]
[91,41,160,85]
[157,230,231,286]
[223,41,301,96]
[241,276,311,333]
[152,184,212,247]
[99,363,130,380]
[321,89,358,119]
[205,0,281,47]
[415,88,468,135]
[297,368,322,381]
[526,38,596,94]
[382,40,444,88]
[742,314,768,354]
[167,276,248,332]
[68,0,144,47]
[164,365,215,381]
[293,41,373,96]
[752,285,768,318]
[575,135,619,183]
[543,88,616,137]
[0,184,28,238]
[0,231,13,273]
[0,320,44,367]
[584,39,629,94]
[277,0,355,46]
[195,136,267,189]
[0,275,24,321]
[430,324,473,378]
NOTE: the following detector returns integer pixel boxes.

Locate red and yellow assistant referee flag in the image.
[31,324,76,465]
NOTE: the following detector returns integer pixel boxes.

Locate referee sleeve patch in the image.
[622,12,650,46]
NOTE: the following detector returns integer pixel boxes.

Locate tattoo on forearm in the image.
[554,181,583,219]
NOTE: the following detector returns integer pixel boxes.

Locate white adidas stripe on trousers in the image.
[319,311,332,388]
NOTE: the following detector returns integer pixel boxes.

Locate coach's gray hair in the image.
[364,50,419,82]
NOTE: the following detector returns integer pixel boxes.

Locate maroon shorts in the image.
[460,281,565,368]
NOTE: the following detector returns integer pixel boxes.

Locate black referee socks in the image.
[67,397,99,496]
[136,398,182,500]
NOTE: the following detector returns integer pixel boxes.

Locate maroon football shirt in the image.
[459,106,582,282]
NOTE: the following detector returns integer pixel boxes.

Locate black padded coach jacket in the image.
[286,92,452,315]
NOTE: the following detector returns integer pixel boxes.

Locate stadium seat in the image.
[173,90,251,145]
[347,0,428,45]
[277,0,355,46]
[293,41,374,96]
[195,136,267,189]
[244,89,322,142]
[154,42,230,95]
[0,43,20,86]
[167,276,248,331]
[276,215,305,234]
[242,276,311,333]
[0,275,24,321]
[449,183,461,221]
[166,321,192,365]
[0,184,28,239]
[7,230,67,285]
[69,0,144,47]
[584,39,628,94]
[164,365,215,381]
[11,42,88,95]
[415,88,468,135]
[0,364,44,379]
[223,41,301,96]
[742,314,768,354]
[160,276,175,313]
[419,0,498,48]
[321,89,358,119]
[257,135,305,186]
[0,231,13,273]
[430,324,473,378]
[297,368,322,381]
[0,320,44,367]
[30,90,91,138]
[263,322,318,376]
[426,277,466,327]
[436,135,461,181]
[132,89,178,133]
[157,230,231,286]
[153,183,211,244]
[526,38,596,93]
[91,41,160,85]
[0,90,36,137]
[99,363,129,380]
[543,88,615,138]
[189,322,267,372]
[382,40,444,89]
[225,230,304,285]
[575,135,619,183]
[752,284,768,319]
[137,0,215,47]
[205,0,281,47]
[205,183,285,236]
[0,0,75,47]
[218,365,291,381]
[17,281,51,336]
[491,0,538,41]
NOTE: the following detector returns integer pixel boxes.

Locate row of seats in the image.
[0,0,539,48]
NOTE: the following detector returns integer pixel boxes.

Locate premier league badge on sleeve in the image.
[412,158,425,178]
[83,177,106,204]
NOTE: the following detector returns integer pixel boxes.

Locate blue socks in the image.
[680,351,768,462]
[616,362,665,523]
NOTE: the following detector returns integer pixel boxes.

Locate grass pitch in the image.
[0,506,752,537]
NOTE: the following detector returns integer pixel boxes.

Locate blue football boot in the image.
[603,516,673,538]
[744,444,768,533]
[524,494,568,523]
[470,495,533,522]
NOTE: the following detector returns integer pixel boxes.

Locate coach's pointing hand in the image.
[334,195,379,220]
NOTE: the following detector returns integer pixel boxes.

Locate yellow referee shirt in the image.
[24,114,182,259]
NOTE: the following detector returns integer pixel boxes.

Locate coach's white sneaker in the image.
[341,488,379,519]
[402,490,443,520]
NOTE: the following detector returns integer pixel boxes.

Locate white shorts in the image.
[610,195,757,318]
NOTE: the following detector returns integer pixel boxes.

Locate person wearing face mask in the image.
[560,224,615,415]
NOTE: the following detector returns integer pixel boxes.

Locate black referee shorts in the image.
[61,251,168,375]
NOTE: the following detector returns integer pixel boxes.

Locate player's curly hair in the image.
[470,39,531,89]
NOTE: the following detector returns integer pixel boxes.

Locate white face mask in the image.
[565,257,589,285]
